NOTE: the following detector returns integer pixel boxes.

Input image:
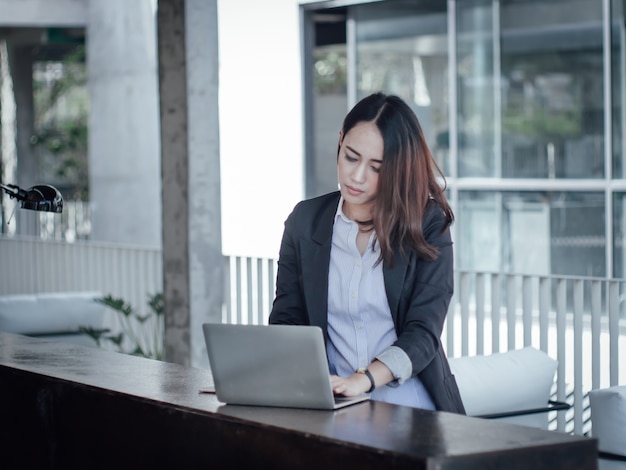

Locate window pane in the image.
[614,193,626,278]
[549,192,605,276]
[312,44,347,197]
[354,1,450,175]
[456,192,501,272]
[457,191,605,276]
[612,0,625,178]
[456,0,496,177]
[500,0,604,179]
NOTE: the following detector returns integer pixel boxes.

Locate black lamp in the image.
[0,183,63,213]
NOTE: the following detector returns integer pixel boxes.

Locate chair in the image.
[448,347,569,429]
[0,291,106,347]
[589,385,626,469]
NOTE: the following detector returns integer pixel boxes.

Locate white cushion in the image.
[0,291,105,334]
[449,347,558,428]
[589,385,626,457]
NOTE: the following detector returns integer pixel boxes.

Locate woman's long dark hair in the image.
[339,92,454,266]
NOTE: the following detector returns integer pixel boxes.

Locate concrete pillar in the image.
[158,0,222,368]
[186,0,222,369]
[87,0,161,247]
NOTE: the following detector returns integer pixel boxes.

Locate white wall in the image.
[218,0,311,259]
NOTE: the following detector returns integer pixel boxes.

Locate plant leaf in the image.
[106,332,125,347]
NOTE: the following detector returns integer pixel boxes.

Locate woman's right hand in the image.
[330,373,371,397]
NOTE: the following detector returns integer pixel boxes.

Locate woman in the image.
[269,92,465,414]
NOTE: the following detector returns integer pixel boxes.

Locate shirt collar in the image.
[335,196,352,224]
[334,196,379,253]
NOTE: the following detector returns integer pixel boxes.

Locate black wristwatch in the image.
[357,368,376,393]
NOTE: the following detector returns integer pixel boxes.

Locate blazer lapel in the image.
[300,195,339,335]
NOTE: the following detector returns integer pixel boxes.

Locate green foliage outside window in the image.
[32,45,88,200]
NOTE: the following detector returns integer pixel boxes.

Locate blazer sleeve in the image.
[268,202,310,326]
[391,206,454,377]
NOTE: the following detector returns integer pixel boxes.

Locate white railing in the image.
[223,255,277,325]
[448,272,626,435]
[0,236,162,315]
[0,200,92,241]
[1,235,624,435]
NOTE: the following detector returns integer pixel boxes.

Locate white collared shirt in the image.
[326,198,435,409]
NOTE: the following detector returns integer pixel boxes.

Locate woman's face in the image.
[337,121,383,216]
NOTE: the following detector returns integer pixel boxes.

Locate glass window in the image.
[312,44,347,197]
[612,0,625,179]
[354,1,450,175]
[456,0,605,178]
[456,0,496,177]
[306,0,622,281]
[548,191,605,277]
[456,191,502,272]
[500,0,604,179]
[614,193,626,278]
[457,191,605,276]
[309,10,348,198]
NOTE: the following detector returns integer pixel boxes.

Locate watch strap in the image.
[358,368,375,393]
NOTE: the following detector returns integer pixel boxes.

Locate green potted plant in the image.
[81,293,164,360]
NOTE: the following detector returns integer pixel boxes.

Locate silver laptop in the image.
[202,323,369,410]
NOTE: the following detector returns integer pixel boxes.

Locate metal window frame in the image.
[301,0,621,277]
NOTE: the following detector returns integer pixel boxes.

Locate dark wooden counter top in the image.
[0,331,597,469]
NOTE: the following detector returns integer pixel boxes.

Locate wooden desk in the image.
[0,332,597,469]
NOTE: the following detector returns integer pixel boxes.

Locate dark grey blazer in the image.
[269,191,465,414]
